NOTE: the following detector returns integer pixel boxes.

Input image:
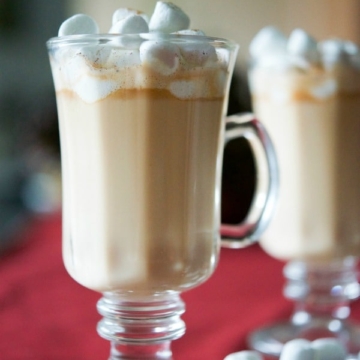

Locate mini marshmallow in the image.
[287,28,320,65]
[223,350,264,360]
[311,338,347,360]
[73,76,119,103]
[319,39,349,67]
[169,80,197,99]
[255,53,291,71]
[249,26,287,59]
[344,40,359,56]
[179,42,217,67]
[149,1,190,33]
[139,40,180,75]
[112,8,149,25]
[58,14,99,37]
[343,41,360,69]
[109,15,149,34]
[279,339,314,360]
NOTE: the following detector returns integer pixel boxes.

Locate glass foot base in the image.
[248,320,360,358]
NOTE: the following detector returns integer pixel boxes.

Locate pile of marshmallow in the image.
[56,1,220,75]
[250,26,360,71]
[224,338,355,360]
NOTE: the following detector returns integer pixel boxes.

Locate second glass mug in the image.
[247,48,360,357]
[47,33,278,359]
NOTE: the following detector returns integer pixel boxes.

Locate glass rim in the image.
[46,33,239,50]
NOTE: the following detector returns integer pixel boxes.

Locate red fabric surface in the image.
[1,213,359,360]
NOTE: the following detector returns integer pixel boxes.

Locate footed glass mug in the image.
[47,33,277,359]
[248,50,360,357]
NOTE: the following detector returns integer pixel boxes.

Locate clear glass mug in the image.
[248,56,360,357]
[47,33,277,359]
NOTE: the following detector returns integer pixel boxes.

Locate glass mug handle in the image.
[221,113,279,248]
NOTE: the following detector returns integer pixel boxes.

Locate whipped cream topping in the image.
[50,2,231,103]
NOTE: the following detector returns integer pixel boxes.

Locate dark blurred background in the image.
[0,0,65,251]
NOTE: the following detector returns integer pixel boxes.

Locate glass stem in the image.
[96,292,186,359]
[284,257,360,332]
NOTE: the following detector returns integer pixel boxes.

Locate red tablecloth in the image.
[1,213,359,360]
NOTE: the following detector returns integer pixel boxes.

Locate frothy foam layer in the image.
[250,27,360,72]
[51,2,231,103]
[50,37,229,103]
[250,27,360,100]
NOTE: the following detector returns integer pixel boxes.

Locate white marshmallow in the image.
[169,80,197,99]
[223,350,264,360]
[344,40,359,56]
[109,15,149,34]
[287,28,320,65]
[311,338,347,360]
[279,339,314,360]
[149,1,190,33]
[139,40,180,75]
[179,42,217,67]
[249,26,287,59]
[73,76,119,103]
[174,29,206,36]
[343,41,360,69]
[58,14,99,37]
[112,8,149,25]
[255,53,291,71]
[319,39,349,67]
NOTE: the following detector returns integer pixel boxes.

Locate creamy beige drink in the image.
[49,30,236,292]
[57,88,223,292]
[249,28,360,262]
